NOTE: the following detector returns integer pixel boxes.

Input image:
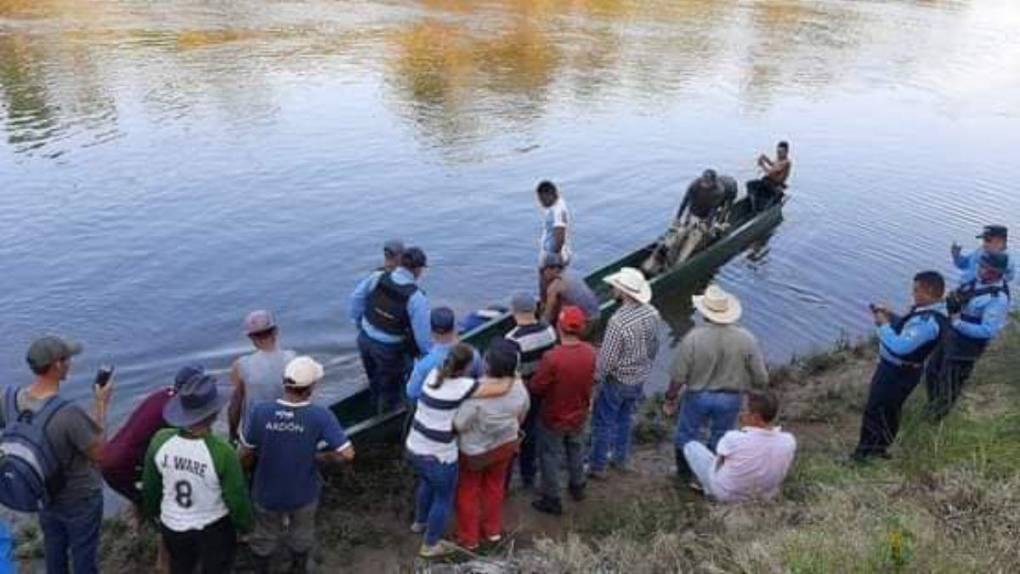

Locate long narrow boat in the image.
[331,195,786,445]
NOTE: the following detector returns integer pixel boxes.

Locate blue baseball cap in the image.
[431,307,455,334]
[980,251,1009,272]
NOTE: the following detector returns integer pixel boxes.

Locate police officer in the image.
[951,225,1014,284]
[852,271,948,461]
[925,251,1010,419]
[349,246,432,413]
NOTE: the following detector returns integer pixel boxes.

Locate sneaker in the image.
[687,480,704,494]
[486,534,503,544]
[532,497,563,516]
[568,483,587,501]
[410,522,426,534]
[419,540,456,559]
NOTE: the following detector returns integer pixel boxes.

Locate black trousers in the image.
[746,178,782,211]
[924,352,978,420]
[855,360,923,457]
[516,395,543,487]
[161,516,237,574]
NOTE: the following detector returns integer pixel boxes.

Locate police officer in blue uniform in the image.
[349,247,433,413]
[852,271,948,461]
[925,251,1010,419]
[952,225,1014,284]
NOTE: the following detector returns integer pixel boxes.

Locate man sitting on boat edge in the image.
[642,169,737,276]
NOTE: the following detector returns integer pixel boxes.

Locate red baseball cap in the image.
[558,305,586,334]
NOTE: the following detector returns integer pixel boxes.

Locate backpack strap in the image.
[2,387,20,425]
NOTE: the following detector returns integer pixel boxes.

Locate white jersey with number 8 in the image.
[152,434,229,532]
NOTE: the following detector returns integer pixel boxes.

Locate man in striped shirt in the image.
[504,292,558,489]
[589,268,661,478]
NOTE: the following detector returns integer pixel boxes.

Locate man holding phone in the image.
[852,272,947,462]
[0,336,113,574]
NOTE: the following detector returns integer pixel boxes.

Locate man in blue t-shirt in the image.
[240,356,354,574]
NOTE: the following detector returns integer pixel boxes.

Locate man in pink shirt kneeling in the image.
[683,390,796,502]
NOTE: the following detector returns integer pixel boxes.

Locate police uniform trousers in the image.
[855,359,924,457]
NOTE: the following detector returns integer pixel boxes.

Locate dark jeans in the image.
[537,421,586,500]
[408,453,458,547]
[357,331,412,413]
[517,395,542,487]
[746,178,782,211]
[674,390,743,452]
[38,492,103,574]
[855,360,923,457]
[923,339,983,420]
[160,516,237,574]
[589,380,643,471]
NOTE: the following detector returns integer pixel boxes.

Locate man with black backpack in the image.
[0,336,112,574]
[925,252,1011,419]
[851,272,947,462]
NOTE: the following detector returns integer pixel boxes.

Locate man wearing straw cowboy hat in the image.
[663,284,768,480]
[142,374,253,574]
[588,267,661,479]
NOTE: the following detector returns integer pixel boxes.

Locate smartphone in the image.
[868,303,878,313]
[95,365,115,387]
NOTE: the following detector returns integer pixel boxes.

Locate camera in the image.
[945,291,964,315]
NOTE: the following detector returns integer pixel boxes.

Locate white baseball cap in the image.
[284,356,324,388]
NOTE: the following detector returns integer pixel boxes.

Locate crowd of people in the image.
[1,140,1011,571]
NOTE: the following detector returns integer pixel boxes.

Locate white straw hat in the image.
[692,284,742,324]
[603,267,653,304]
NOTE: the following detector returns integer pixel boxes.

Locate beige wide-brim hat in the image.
[603,267,653,305]
[692,284,742,324]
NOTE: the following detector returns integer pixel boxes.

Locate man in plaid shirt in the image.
[588,268,661,478]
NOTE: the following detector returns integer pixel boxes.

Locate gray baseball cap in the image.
[26,336,83,372]
[383,239,405,257]
[510,292,537,313]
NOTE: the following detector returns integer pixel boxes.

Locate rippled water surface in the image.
[3,0,1020,419]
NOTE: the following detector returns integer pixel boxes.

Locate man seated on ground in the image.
[643,169,737,275]
[747,141,792,212]
[682,390,796,502]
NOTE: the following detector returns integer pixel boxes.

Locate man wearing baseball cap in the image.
[382,239,405,272]
[0,336,111,574]
[951,224,1014,284]
[529,306,598,515]
[406,307,482,403]
[241,357,354,574]
[142,374,253,574]
[228,310,296,442]
[926,251,1011,419]
[349,246,433,413]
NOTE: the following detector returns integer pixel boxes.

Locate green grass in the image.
[524,314,1020,573]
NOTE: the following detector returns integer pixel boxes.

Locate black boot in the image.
[568,482,587,502]
[531,496,563,516]
[289,552,311,574]
[675,448,692,479]
[253,554,272,574]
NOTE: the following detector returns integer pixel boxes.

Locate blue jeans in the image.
[674,391,743,452]
[408,453,458,546]
[0,520,13,574]
[38,493,103,574]
[589,380,643,471]
[358,332,412,413]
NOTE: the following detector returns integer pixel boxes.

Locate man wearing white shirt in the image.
[683,390,796,502]
[536,180,573,296]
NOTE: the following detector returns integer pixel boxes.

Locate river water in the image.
[2,0,1019,422]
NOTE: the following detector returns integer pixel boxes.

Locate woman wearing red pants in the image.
[452,340,530,550]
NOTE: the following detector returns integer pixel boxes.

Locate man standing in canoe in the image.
[747,141,792,212]
[349,246,433,413]
[536,180,573,296]
[643,169,737,275]
[588,268,661,479]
